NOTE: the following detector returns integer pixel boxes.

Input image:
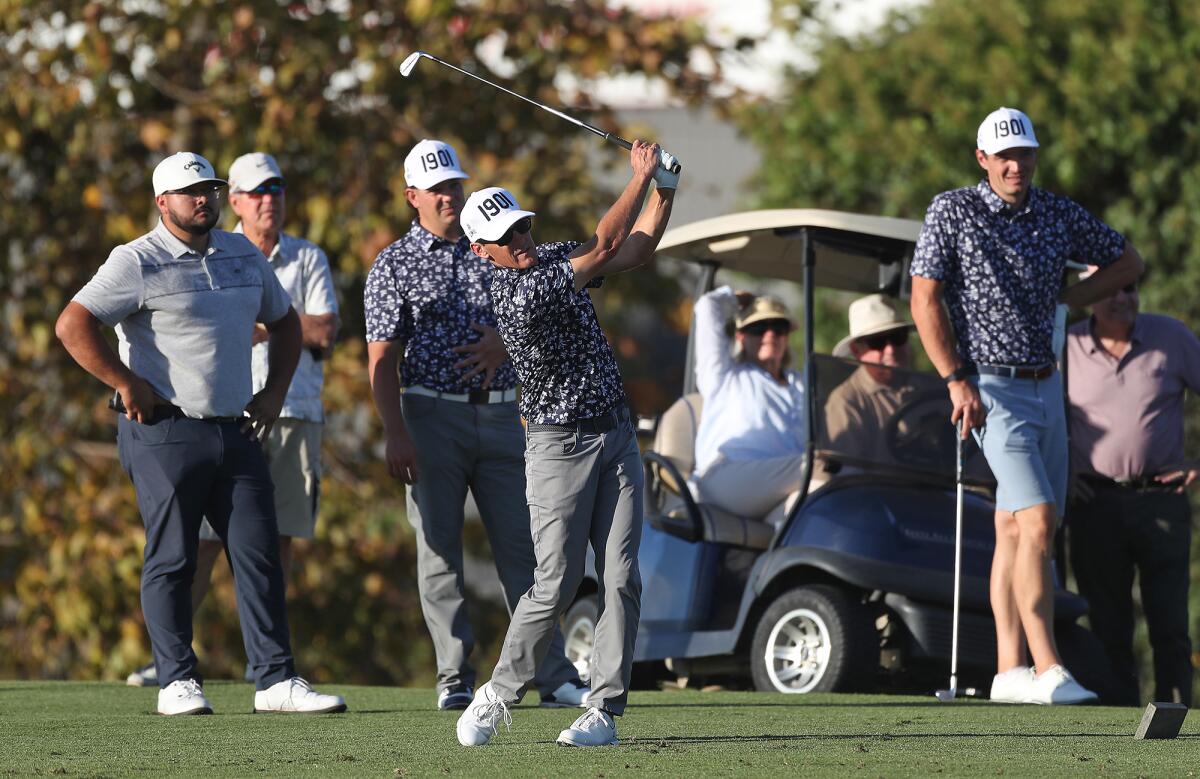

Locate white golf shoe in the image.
[557,707,618,747]
[1024,665,1098,705]
[989,665,1034,703]
[126,662,157,687]
[456,682,512,746]
[539,678,591,708]
[157,679,212,716]
[253,676,346,713]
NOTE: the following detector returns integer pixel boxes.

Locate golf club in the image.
[399,50,682,174]
[935,419,965,703]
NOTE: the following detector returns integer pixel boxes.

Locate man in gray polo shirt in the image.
[1066,277,1200,706]
[56,151,345,716]
[124,151,340,688]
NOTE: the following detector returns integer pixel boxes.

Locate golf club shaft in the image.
[410,52,681,173]
[950,422,964,693]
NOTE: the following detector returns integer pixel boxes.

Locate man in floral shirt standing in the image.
[910,107,1144,704]
[455,141,678,748]
[365,140,586,712]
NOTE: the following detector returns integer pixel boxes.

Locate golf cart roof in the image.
[656,209,923,293]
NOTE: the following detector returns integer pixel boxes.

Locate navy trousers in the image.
[117,414,295,690]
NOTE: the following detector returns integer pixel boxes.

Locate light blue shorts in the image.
[973,371,1068,517]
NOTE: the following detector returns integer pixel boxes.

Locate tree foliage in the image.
[746,0,1200,324]
[0,0,721,682]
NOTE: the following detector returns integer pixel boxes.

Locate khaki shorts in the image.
[200,418,322,541]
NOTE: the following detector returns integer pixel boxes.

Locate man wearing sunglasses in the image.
[55,151,345,716]
[689,287,805,518]
[124,152,341,688]
[1065,276,1200,706]
[365,140,587,713]
[454,140,678,748]
[825,294,916,463]
[911,107,1144,705]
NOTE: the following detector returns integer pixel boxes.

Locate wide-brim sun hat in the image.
[832,293,913,358]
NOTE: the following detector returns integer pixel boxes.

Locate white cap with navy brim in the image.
[977,107,1039,155]
[461,187,536,243]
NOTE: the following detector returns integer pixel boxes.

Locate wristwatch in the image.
[942,366,972,384]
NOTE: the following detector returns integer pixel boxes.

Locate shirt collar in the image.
[153,218,212,259]
[1085,314,1142,353]
[975,178,1039,218]
[406,218,466,252]
[233,221,283,260]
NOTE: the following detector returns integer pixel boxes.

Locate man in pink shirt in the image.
[1065,278,1200,706]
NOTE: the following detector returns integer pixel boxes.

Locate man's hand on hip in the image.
[452,322,508,389]
[117,375,158,424]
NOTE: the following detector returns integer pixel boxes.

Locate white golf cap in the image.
[977,106,1039,155]
[228,152,284,192]
[404,139,469,190]
[152,152,226,196]
[461,187,536,243]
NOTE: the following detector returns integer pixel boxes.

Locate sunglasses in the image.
[168,183,223,198]
[740,319,791,337]
[243,181,285,197]
[859,329,909,350]
[484,216,533,247]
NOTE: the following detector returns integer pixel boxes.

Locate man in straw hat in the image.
[824,294,916,461]
[689,287,805,518]
[910,106,1144,704]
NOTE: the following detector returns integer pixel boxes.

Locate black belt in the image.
[110,395,243,424]
[975,363,1055,380]
[527,404,629,434]
[1080,473,1180,492]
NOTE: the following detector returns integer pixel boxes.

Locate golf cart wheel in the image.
[562,595,598,682]
[750,584,877,694]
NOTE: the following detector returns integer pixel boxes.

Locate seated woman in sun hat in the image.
[689,286,805,517]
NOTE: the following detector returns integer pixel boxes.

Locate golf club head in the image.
[934,688,956,702]
[399,51,425,77]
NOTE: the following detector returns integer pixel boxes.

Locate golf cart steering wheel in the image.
[882,391,957,472]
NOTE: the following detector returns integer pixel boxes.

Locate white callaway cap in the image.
[152,152,226,196]
[977,107,1039,155]
[461,187,536,243]
[404,139,469,190]
[228,152,284,193]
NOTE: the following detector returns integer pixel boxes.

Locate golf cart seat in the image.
[643,393,787,551]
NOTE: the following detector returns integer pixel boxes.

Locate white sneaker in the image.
[540,679,591,708]
[989,665,1034,703]
[157,679,212,716]
[1024,665,1098,705]
[456,682,512,747]
[253,677,346,714]
[126,662,157,687]
[557,707,618,747]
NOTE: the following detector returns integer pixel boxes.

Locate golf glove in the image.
[654,149,681,190]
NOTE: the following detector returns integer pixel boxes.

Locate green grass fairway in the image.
[1,682,1196,776]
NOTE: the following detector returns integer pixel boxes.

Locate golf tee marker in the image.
[1133,702,1187,740]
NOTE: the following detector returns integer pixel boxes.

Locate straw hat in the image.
[832,294,912,357]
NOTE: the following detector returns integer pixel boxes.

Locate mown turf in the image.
[0,682,1196,777]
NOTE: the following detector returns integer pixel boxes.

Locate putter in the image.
[399,50,682,173]
[935,420,966,703]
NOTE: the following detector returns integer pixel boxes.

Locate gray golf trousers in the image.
[490,413,644,715]
[401,393,577,695]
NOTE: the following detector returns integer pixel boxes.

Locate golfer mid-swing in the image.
[455,140,678,747]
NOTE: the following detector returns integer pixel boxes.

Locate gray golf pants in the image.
[490,416,644,715]
[402,393,577,695]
